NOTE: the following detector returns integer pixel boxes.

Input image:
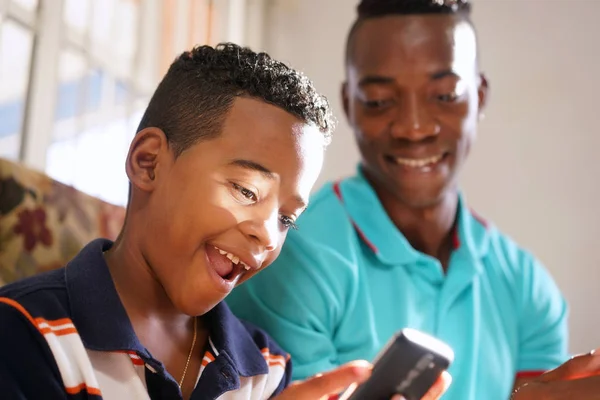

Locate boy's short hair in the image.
[137,43,335,157]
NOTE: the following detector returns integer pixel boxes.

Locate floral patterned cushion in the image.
[0,158,125,285]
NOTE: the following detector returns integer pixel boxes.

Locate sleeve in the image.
[0,300,69,399]
[515,254,570,376]
[227,233,355,381]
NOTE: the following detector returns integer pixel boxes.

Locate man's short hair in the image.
[138,43,335,157]
[346,0,473,63]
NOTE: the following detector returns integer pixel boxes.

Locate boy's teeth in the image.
[214,246,247,268]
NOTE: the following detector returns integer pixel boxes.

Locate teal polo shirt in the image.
[227,167,569,400]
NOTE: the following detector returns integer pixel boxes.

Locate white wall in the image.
[264,0,600,355]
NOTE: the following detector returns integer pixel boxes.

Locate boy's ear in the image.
[126,127,171,194]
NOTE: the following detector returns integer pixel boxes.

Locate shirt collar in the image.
[334,166,491,266]
[66,239,268,376]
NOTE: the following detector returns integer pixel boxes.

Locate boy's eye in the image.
[232,183,257,203]
[279,215,298,230]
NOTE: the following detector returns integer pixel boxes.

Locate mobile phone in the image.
[339,328,454,400]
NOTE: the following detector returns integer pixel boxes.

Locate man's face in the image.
[343,14,487,208]
[131,97,324,316]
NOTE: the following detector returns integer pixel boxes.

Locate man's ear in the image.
[125,127,171,194]
[478,73,489,116]
[341,81,350,121]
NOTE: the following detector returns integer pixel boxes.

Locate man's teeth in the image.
[216,247,251,270]
[394,154,443,168]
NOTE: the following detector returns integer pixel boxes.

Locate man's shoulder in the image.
[482,223,555,290]
[0,268,71,321]
[297,181,354,233]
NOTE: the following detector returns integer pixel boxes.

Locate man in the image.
[0,43,448,400]
[227,1,572,399]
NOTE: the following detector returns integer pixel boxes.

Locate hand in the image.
[274,360,451,400]
[512,349,600,399]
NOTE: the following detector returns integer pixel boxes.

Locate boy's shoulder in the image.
[0,267,71,322]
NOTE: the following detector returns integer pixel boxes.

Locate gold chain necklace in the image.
[178,316,197,389]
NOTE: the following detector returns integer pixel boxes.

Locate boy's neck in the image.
[104,230,192,327]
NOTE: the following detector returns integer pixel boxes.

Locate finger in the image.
[275,360,372,400]
[515,375,600,400]
[539,350,600,382]
[422,371,452,400]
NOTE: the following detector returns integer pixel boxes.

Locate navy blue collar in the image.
[65,239,268,377]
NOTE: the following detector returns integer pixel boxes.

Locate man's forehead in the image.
[349,14,477,75]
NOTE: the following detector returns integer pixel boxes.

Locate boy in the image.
[0,44,448,400]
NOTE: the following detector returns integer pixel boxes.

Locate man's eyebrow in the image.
[430,69,460,80]
[229,159,274,179]
[358,75,395,87]
[358,70,460,86]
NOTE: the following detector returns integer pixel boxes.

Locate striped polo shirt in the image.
[227,166,569,400]
[0,239,291,399]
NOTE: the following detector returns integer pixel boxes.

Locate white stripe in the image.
[214,363,287,399]
[87,350,150,400]
[39,326,101,392]
[209,336,220,356]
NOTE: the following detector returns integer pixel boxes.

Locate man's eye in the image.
[279,215,298,230]
[363,99,393,109]
[437,93,458,102]
[232,183,257,202]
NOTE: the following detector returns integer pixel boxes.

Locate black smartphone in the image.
[339,328,454,400]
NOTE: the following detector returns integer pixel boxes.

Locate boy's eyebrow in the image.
[230,159,275,179]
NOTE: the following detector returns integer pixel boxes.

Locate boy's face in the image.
[128,97,324,316]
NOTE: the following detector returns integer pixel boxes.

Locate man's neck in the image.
[373,183,459,269]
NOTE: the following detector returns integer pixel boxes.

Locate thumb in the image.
[275,361,372,400]
[539,349,600,382]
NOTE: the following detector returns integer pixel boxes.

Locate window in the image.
[0,0,36,160]
[46,0,146,206]
[2,0,261,206]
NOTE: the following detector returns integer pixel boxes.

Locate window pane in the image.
[91,0,116,46]
[46,106,144,206]
[0,19,34,160]
[53,49,86,142]
[112,0,138,63]
[11,0,38,12]
[63,0,90,33]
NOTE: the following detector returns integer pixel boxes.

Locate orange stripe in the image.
[130,357,144,366]
[35,317,74,327]
[0,298,101,396]
[268,360,286,367]
[205,351,215,361]
[38,327,78,336]
[64,383,102,395]
[0,297,37,326]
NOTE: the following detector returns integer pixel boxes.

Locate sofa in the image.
[0,158,126,286]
